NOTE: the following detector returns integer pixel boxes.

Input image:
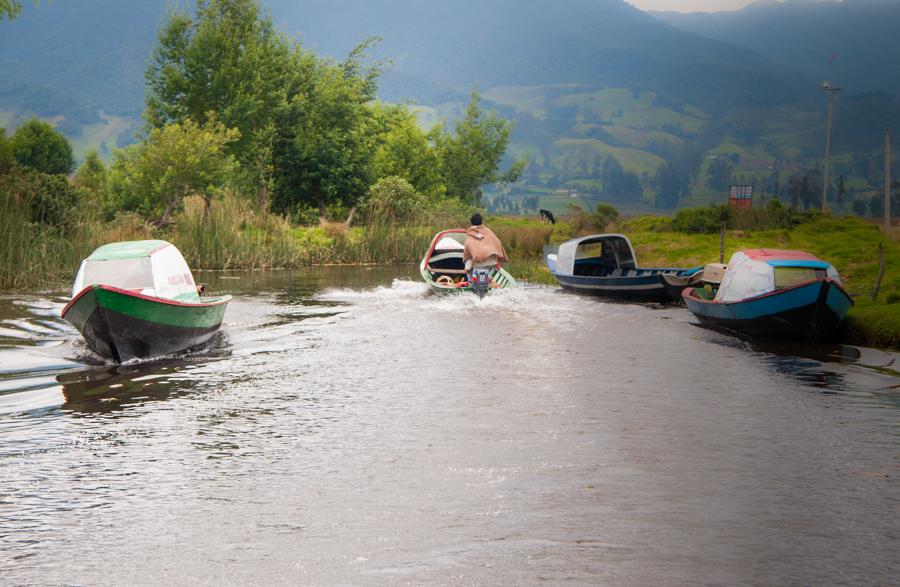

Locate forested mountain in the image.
[1,0,896,213]
[267,0,812,112]
[653,0,900,96]
[0,0,810,120]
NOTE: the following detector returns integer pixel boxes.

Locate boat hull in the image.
[683,279,853,340]
[419,261,516,296]
[62,285,230,362]
[550,270,700,303]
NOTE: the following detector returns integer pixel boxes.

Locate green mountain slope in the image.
[652,0,900,96]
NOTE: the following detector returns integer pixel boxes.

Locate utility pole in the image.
[821,81,843,213]
[885,128,892,232]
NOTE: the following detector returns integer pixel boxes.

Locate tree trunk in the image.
[154,193,181,228]
[344,205,357,228]
[203,194,211,220]
[258,183,268,212]
[316,185,326,223]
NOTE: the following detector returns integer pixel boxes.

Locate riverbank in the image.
[597,215,900,349]
[2,194,897,348]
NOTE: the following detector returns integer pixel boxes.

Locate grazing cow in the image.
[539,208,556,224]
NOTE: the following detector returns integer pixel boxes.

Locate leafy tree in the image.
[787,170,821,210]
[107,118,239,227]
[144,0,295,203]
[437,91,524,204]
[363,176,425,225]
[591,203,619,230]
[601,155,641,201]
[371,104,445,199]
[0,0,34,20]
[272,42,380,219]
[74,150,108,200]
[10,118,75,175]
[0,129,14,174]
[0,166,80,226]
[654,162,688,209]
[706,157,734,192]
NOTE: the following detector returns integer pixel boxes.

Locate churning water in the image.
[0,266,898,585]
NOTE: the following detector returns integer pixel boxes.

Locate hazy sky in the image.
[626,0,764,12]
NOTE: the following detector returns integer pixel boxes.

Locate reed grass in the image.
[3,187,899,347]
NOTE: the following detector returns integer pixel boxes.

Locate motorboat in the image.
[419,229,515,298]
[546,233,701,302]
[682,249,853,339]
[62,240,230,362]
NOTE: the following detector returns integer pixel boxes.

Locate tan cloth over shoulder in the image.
[463,225,508,265]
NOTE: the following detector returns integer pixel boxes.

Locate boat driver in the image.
[463,213,508,275]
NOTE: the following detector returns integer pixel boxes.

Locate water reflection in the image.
[58,360,201,414]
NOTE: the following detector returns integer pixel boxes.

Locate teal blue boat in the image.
[62,240,230,362]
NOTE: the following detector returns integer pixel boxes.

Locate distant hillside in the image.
[652,0,900,96]
[1,0,896,215]
[268,0,814,112]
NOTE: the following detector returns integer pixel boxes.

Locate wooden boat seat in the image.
[428,267,468,275]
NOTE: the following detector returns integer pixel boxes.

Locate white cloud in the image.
[626,0,840,14]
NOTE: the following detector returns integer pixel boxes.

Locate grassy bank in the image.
[618,215,900,349]
[2,191,898,348]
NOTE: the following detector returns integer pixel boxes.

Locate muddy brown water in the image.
[1,267,898,585]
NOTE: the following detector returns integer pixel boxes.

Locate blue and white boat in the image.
[545,234,702,302]
[682,249,853,340]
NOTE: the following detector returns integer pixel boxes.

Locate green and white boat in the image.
[62,240,230,362]
[419,229,516,298]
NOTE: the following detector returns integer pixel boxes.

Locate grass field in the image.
[69,111,133,161]
[552,138,665,175]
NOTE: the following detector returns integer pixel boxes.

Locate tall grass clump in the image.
[671,200,819,234]
[171,194,307,269]
[0,168,101,289]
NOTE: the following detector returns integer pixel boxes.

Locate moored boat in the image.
[419,229,516,298]
[62,240,230,362]
[545,233,701,302]
[682,249,853,340]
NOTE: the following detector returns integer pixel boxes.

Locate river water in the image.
[0,267,898,586]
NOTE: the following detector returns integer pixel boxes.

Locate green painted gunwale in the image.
[64,285,229,330]
[419,261,517,295]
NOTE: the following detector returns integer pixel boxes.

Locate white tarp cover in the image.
[715,251,775,302]
[72,244,198,302]
[150,245,197,301]
[434,235,465,252]
[73,258,154,298]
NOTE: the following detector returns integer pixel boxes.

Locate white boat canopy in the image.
[552,234,637,276]
[72,240,200,302]
[434,235,466,252]
[715,249,842,303]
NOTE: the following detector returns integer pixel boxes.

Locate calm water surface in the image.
[0,266,898,585]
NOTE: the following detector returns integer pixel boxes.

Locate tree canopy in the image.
[437,91,524,204]
[10,118,75,175]
[107,118,239,227]
[129,0,520,223]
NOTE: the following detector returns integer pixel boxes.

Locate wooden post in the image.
[871,242,885,301]
[885,128,892,232]
[719,223,726,264]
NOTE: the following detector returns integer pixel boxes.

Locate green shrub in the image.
[672,205,731,234]
[591,203,619,230]
[363,176,426,225]
[672,200,819,234]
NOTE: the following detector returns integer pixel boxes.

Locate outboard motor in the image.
[470,268,491,299]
